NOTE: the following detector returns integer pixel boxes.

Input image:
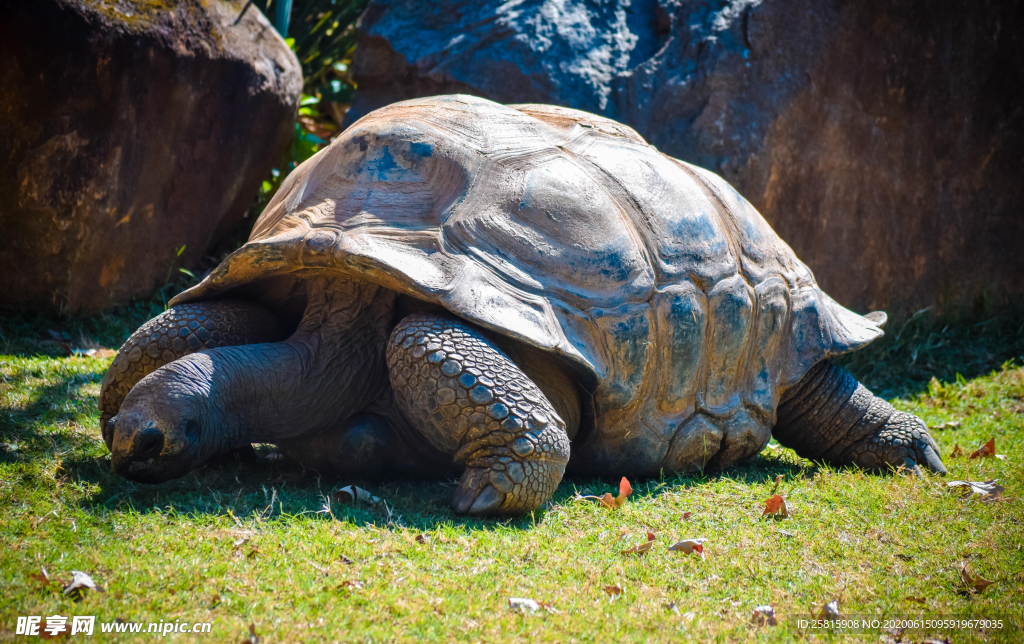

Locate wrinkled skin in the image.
[105,273,945,516]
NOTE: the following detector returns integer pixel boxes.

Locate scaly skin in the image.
[99,301,283,447]
[773,361,946,475]
[387,313,571,516]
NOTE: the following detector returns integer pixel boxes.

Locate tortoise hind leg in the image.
[773,361,946,475]
[386,312,571,516]
[99,300,284,448]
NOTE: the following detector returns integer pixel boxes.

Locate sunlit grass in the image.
[1,310,1022,642]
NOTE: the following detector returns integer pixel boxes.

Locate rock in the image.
[0,0,301,314]
[347,0,1024,319]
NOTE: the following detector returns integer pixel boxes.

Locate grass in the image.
[1,300,1023,642]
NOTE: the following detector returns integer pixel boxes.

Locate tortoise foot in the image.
[387,312,570,516]
[843,410,946,476]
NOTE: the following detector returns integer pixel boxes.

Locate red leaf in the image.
[970,436,995,456]
[762,495,789,518]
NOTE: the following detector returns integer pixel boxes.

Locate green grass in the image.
[1,304,1023,642]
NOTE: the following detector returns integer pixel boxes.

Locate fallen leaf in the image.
[751,605,777,626]
[64,570,101,595]
[950,443,965,458]
[337,580,363,590]
[334,485,381,505]
[338,555,354,565]
[681,511,692,520]
[770,474,782,495]
[240,622,259,644]
[29,566,55,588]
[667,538,707,559]
[621,532,656,556]
[947,479,1005,502]
[232,536,251,548]
[603,583,623,597]
[309,561,329,577]
[47,330,71,354]
[539,601,561,614]
[508,597,540,613]
[931,421,961,430]
[970,437,996,459]
[599,477,633,509]
[415,533,430,544]
[818,599,840,618]
[665,600,681,615]
[762,495,789,519]
[958,563,995,593]
[905,596,926,604]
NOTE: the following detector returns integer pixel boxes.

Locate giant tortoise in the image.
[100,95,946,516]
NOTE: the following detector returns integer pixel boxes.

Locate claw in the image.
[467,485,505,515]
[919,441,947,475]
[902,456,923,477]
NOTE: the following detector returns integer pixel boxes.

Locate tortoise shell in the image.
[172,95,882,474]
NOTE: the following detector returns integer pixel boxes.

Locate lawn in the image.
[1,297,1022,643]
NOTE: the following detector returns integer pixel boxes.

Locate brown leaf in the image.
[818,599,840,618]
[599,477,634,509]
[667,538,706,558]
[950,443,965,458]
[621,532,656,556]
[770,474,782,495]
[970,437,996,459]
[681,511,692,520]
[415,533,430,544]
[947,479,1005,502]
[931,421,961,430]
[762,495,789,518]
[539,601,561,614]
[334,485,381,505]
[602,583,623,597]
[751,605,777,626]
[958,563,995,593]
[240,622,259,644]
[904,596,926,604]
[338,555,354,565]
[337,580,364,590]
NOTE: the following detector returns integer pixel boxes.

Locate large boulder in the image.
[0,0,301,314]
[348,0,1024,319]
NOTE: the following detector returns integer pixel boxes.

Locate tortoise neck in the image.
[219,278,396,444]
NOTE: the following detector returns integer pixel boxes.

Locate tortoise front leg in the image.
[387,313,571,516]
[773,361,946,475]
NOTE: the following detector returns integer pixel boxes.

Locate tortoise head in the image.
[107,354,224,483]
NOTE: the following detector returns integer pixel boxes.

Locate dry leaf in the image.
[770,474,782,495]
[950,443,965,458]
[665,600,681,615]
[681,511,692,520]
[667,538,707,559]
[621,532,656,556]
[970,437,996,459]
[415,533,430,544]
[338,555,354,565]
[241,623,259,644]
[931,421,961,430]
[905,596,926,604]
[337,580,363,590]
[818,599,840,618]
[603,583,623,597]
[508,597,540,613]
[599,477,633,509]
[539,601,561,614]
[958,563,995,593]
[947,479,1005,502]
[751,605,777,626]
[762,495,789,518]
[64,570,101,595]
[334,485,381,505]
